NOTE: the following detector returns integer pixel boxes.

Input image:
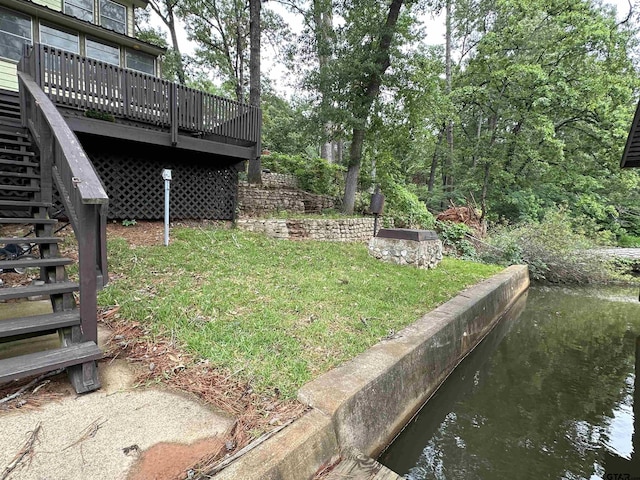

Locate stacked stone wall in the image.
[238,182,335,217]
[236,218,375,242]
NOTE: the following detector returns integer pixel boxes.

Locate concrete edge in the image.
[212,265,529,479]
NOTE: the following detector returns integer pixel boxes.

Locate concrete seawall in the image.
[214,265,529,479]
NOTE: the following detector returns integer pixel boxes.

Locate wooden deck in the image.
[19,44,260,159]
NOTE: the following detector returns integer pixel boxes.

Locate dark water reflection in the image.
[380,286,640,480]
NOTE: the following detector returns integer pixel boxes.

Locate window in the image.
[40,24,79,54]
[64,0,93,22]
[0,7,31,62]
[125,49,155,75]
[86,38,119,65]
[100,0,126,34]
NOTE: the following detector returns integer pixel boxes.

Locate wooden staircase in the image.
[0,78,107,393]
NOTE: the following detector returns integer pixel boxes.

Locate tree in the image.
[146,0,187,83]
[180,0,288,103]
[448,0,640,231]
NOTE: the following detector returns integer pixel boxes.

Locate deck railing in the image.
[21,44,260,146]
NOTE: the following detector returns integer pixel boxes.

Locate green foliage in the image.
[435,220,477,259]
[85,110,115,122]
[261,88,314,155]
[121,219,137,227]
[618,234,640,248]
[481,209,613,284]
[261,152,345,197]
[379,181,435,230]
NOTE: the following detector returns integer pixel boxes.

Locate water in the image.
[380,286,640,480]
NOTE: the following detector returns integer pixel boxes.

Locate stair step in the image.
[0,158,38,168]
[0,341,102,384]
[0,171,39,179]
[0,185,39,192]
[0,217,57,224]
[0,311,80,339]
[0,118,22,129]
[0,200,51,208]
[0,237,60,244]
[0,137,30,147]
[0,129,28,139]
[0,147,33,157]
[0,257,72,269]
[0,281,79,301]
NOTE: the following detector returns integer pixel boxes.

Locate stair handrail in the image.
[17,47,109,345]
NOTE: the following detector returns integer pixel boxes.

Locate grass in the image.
[99,227,502,398]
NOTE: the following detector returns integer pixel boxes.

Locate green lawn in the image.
[99,227,502,397]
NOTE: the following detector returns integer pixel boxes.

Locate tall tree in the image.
[146,0,187,83]
[336,0,411,214]
[181,0,287,103]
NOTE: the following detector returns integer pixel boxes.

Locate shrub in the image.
[379,182,435,230]
[261,153,344,197]
[480,208,613,284]
[618,233,640,248]
[435,221,477,259]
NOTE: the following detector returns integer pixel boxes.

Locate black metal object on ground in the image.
[376,228,439,242]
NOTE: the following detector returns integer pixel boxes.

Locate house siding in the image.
[31,0,62,12]
[0,61,18,92]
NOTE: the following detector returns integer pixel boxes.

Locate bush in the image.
[261,153,344,197]
[618,233,640,248]
[379,182,435,230]
[480,208,613,284]
[435,221,477,259]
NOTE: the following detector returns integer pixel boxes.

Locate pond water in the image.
[379,286,640,480]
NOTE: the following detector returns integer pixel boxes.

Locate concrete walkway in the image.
[0,301,234,480]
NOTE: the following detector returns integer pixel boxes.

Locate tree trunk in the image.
[247,0,262,184]
[343,129,365,214]
[315,0,335,161]
[341,0,404,213]
[428,129,443,193]
[167,13,186,84]
[443,0,454,194]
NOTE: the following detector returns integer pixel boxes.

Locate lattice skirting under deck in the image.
[79,137,241,220]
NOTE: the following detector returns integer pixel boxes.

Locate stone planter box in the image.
[368,228,443,268]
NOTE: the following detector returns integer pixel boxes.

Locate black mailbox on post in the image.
[370,191,385,237]
[370,192,385,215]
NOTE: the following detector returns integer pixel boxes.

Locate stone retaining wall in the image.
[237,183,335,217]
[236,218,375,242]
[215,265,530,480]
[261,172,298,189]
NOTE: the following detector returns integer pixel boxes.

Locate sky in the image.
[148,0,635,96]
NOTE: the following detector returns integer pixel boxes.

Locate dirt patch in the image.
[107,220,233,248]
[127,437,227,480]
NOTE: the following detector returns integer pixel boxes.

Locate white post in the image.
[162,169,172,246]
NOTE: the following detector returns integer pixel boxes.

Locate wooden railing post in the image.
[78,205,99,343]
[170,83,178,146]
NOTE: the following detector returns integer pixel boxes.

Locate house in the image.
[0,0,261,392]
[621,99,640,168]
